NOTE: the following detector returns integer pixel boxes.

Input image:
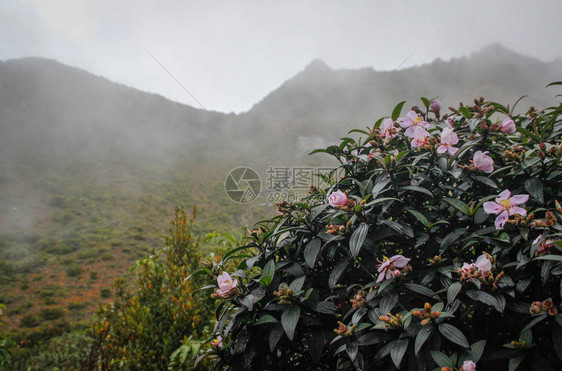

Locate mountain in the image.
[0,44,560,340]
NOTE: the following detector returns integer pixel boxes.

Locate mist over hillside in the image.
[0,43,560,338]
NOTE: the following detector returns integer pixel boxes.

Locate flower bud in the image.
[430,100,441,113]
[542,299,553,308]
[424,302,432,312]
[421,319,429,326]
[548,307,558,316]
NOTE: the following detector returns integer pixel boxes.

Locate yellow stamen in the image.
[499,199,511,209]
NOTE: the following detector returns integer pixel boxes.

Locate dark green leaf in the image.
[357,332,389,346]
[421,97,431,109]
[465,339,486,363]
[403,283,438,299]
[269,324,284,351]
[508,357,524,371]
[447,282,462,304]
[415,327,432,355]
[401,185,433,197]
[535,255,562,262]
[522,313,547,331]
[459,106,472,119]
[443,198,469,215]
[474,176,498,189]
[346,338,359,361]
[466,290,503,312]
[525,178,544,203]
[439,323,469,348]
[289,276,306,292]
[372,177,391,199]
[546,81,562,87]
[407,209,430,227]
[304,239,322,268]
[379,291,399,314]
[329,260,349,289]
[257,314,278,324]
[431,351,454,368]
[281,306,300,341]
[390,338,409,368]
[391,101,406,121]
[350,223,369,257]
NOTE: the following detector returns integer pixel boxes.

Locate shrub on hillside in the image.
[199,95,562,370]
[86,206,218,370]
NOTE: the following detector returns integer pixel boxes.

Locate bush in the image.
[20,313,40,328]
[99,288,111,298]
[40,308,65,320]
[0,304,11,369]
[202,97,562,370]
[86,206,219,370]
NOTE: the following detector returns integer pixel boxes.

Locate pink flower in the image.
[328,190,348,207]
[483,190,529,229]
[216,272,238,297]
[437,127,459,155]
[461,360,476,371]
[532,235,554,256]
[472,151,494,173]
[474,254,492,274]
[379,118,400,143]
[398,111,430,138]
[376,255,410,283]
[499,118,516,134]
[410,126,430,148]
[445,117,455,128]
[210,335,223,348]
[430,100,441,113]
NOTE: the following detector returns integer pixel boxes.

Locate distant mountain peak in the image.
[304,58,331,72]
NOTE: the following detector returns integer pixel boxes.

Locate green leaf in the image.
[509,357,524,371]
[465,339,486,363]
[525,178,544,203]
[260,260,276,286]
[401,185,433,197]
[257,314,278,324]
[329,260,349,289]
[415,327,432,355]
[546,81,562,87]
[289,276,306,292]
[431,351,454,368]
[439,323,469,348]
[346,338,359,361]
[281,306,300,341]
[474,176,498,189]
[459,106,472,119]
[349,223,369,257]
[407,209,430,228]
[447,282,462,304]
[402,283,438,299]
[391,101,406,121]
[443,198,469,215]
[535,255,562,262]
[466,290,503,312]
[304,239,322,268]
[517,127,540,141]
[379,292,399,314]
[421,97,431,109]
[390,338,409,368]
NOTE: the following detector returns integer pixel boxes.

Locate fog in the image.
[1,0,561,113]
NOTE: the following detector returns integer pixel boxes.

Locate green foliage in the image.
[23,331,92,370]
[204,97,562,370]
[86,206,217,370]
[0,304,11,370]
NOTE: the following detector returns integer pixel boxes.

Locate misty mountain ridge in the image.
[2,43,561,164]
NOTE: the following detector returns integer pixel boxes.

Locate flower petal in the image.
[509,206,527,216]
[496,189,511,202]
[483,201,502,214]
[437,145,447,154]
[495,211,508,229]
[510,194,529,205]
[448,146,459,155]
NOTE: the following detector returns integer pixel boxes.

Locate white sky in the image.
[1,0,561,113]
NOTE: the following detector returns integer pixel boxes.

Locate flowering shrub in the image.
[200,95,562,370]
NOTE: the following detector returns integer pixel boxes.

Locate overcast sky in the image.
[1,0,561,113]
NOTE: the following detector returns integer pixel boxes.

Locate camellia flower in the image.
[215,272,238,297]
[461,360,477,371]
[328,190,348,207]
[472,151,494,173]
[483,190,529,229]
[398,111,430,138]
[376,255,411,282]
[430,100,441,113]
[437,127,459,155]
[499,117,516,134]
[379,118,401,143]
